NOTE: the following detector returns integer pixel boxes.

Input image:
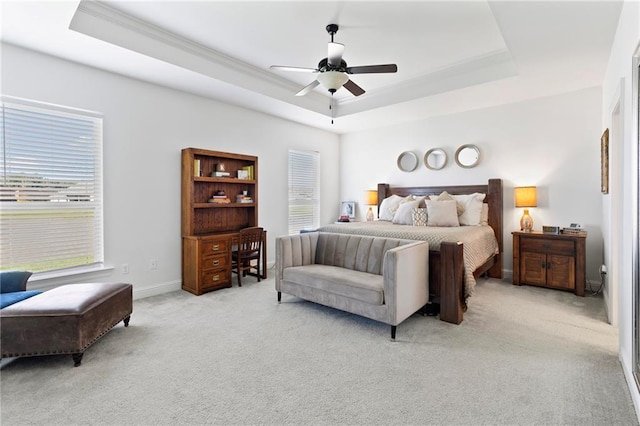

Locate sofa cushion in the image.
[0,290,42,309]
[283,264,384,305]
[314,233,405,275]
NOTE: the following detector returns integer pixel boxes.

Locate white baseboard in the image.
[619,351,640,424]
[133,280,181,300]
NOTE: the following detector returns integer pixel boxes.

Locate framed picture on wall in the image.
[340,201,356,220]
[601,128,609,194]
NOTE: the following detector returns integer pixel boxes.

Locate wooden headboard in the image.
[376,178,504,257]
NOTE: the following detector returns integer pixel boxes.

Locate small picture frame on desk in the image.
[340,201,356,221]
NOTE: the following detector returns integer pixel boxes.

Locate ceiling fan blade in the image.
[346,64,398,74]
[327,42,345,67]
[295,80,320,96]
[343,79,365,97]
[270,65,318,73]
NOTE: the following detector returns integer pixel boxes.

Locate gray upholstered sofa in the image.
[275,232,429,339]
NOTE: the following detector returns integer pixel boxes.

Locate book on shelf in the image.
[208,198,231,204]
[241,165,254,180]
[237,170,249,179]
[212,171,230,177]
[193,159,201,177]
[236,195,253,203]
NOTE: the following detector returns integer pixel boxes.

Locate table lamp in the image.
[365,190,378,221]
[514,186,537,232]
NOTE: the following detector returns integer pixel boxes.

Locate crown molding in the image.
[70,0,330,115]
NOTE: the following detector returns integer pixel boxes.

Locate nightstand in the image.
[512,231,586,296]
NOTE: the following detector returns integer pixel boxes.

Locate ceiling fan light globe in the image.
[317,71,349,92]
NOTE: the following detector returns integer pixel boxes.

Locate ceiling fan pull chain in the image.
[330,93,334,124]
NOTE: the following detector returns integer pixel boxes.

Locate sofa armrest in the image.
[382,242,429,325]
[0,271,33,294]
[275,232,320,290]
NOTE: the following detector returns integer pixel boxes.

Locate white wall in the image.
[1,43,340,298]
[601,0,640,421]
[340,87,604,285]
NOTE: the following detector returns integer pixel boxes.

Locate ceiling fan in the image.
[270,24,398,97]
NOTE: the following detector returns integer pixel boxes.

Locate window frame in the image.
[0,96,104,275]
[288,149,320,235]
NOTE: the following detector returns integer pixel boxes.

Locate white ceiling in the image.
[0,1,623,134]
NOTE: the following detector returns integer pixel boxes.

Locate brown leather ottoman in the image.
[0,283,132,366]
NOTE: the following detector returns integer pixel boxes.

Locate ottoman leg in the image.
[123,315,131,327]
[72,352,84,367]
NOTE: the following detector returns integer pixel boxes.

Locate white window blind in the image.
[0,97,104,273]
[288,149,320,234]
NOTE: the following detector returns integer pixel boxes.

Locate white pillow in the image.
[412,208,428,226]
[480,203,489,226]
[426,200,460,227]
[453,193,486,225]
[392,198,424,225]
[436,191,464,216]
[378,195,403,221]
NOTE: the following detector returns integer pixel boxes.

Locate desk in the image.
[182,230,267,295]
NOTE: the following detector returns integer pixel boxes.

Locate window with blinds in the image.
[0,97,104,273]
[288,149,320,235]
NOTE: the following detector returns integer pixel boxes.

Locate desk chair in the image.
[232,227,263,286]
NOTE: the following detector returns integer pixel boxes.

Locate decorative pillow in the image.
[378,195,404,221]
[480,203,489,226]
[436,191,464,216]
[426,200,460,227]
[453,193,486,225]
[392,198,424,225]
[412,208,428,226]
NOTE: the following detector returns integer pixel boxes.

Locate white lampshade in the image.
[317,71,349,92]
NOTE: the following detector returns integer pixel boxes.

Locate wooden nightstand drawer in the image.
[520,238,574,256]
[512,231,586,296]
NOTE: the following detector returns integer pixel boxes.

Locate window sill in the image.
[30,264,115,282]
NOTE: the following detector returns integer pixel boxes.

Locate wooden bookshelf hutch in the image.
[181,148,263,295]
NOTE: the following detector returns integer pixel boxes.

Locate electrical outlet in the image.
[149,259,158,270]
[122,264,129,274]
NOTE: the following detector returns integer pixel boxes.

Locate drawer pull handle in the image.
[547,262,552,269]
[212,274,220,282]
[542,243,550,249]
[542,262,546,269]
[212,244,219,251]
[212,260,220,266]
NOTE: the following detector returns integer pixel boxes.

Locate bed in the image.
[318,178,503,324]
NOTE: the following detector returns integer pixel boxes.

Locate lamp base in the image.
[366,207,374,222]
[520,209,533,232]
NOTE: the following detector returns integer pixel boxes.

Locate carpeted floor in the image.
[1,276,637,425]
